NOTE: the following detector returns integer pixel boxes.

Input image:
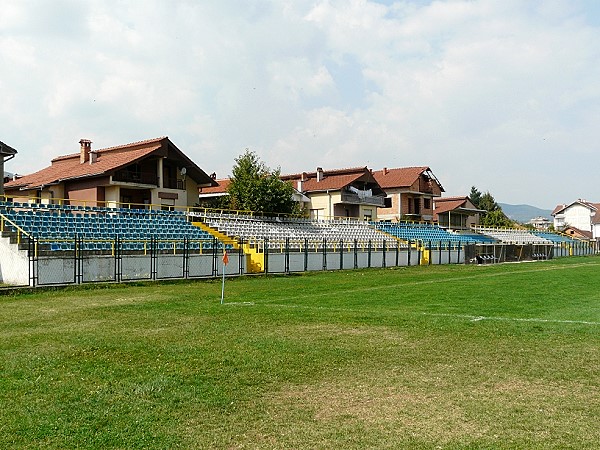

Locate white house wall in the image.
[555,204,594,232]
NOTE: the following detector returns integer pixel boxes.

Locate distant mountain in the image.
[498,203,553,223]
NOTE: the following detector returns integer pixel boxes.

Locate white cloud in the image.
[1,0,600,208]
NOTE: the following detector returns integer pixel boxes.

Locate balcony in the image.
[340,192,385,207]
[112,170,158,186]
[163,179,186,190]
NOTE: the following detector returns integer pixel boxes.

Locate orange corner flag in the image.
[222,250,229,266]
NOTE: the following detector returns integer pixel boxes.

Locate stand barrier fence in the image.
[4,236,597,288]
[30,237,244,287]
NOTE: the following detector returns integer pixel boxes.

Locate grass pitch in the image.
[1,256,599,449]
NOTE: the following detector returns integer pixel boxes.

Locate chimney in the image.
[89,150,97,164]
[316,167,323,182]
[79,139,92,164]
[383,167,388,175]
[297,172,307,192]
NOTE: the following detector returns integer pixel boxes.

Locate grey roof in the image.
[0,141,18,156]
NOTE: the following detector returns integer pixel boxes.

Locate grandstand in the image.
[532,230,577,243]
[196,212,400,250]
[0,202,218,252]
[472,226,552,244]
[0,201,595,287]
[372,222,494,244]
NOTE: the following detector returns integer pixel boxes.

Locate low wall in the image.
[35,252,245,286]
[265,248,422,273]
[0,236,30,286]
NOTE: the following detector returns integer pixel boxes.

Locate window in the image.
[413,198,421,214]
[384,197,392,208]
[310,209,321,220]
[424,198,431,209]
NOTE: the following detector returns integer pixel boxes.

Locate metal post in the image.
[264,237,269,274]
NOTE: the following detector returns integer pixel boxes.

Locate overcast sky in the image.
[2,0,599,209]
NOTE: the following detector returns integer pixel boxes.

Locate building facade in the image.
[433,196,483,230]
[552,200,600,240]
[5,137,216,209]
[372,167,444,222]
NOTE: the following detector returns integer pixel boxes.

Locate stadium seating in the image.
[0,202,219,252]
[197,213,400,250]
[372,222,492,244]
[472,226,552,244]
[532,231,576,243]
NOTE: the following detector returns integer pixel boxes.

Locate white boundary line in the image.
[228,260,600,326]
[276,260,600,303]
[423,313,600,326]
[243,303,600,326]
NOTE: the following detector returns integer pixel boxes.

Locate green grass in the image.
[1,256,599,449]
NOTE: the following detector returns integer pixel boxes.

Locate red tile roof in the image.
[434,198,469,215]
[281,167,381,193]
[199,178,230,194]
[552,200,600,216]
[6,137,166,190]
[5,136,216,190]
[206,167,385,196]
[371,166,429,189]
[433,196,482,221]
[563,226,593,240]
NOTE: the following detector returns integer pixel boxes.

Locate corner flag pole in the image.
[221,249,229,304]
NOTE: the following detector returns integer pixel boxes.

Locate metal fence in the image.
[257,238,445,273]
[29,237,244,287]
[3,235,598,288]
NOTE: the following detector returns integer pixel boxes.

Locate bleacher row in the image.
[372,222,497,244]
[376,223,578,245]
[199,213,397,249]
[0,203,218,252]
[0,203,578,253]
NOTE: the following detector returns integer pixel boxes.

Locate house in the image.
[372,167,444,222]
[279,167,386,220]
[561,225,593,240]
[528,216,552,230]
[552,199,600,240]
[0,141,18,195]
[433,196,484,229]
[198,177,311,210]
[4,137,216,209]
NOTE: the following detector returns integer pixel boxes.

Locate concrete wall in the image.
[0,236,29,285]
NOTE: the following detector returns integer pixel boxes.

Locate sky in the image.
[1,0,600,209]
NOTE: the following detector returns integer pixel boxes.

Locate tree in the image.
[227,149,300,216]
[471,186,513,227]
[479,191,500,213]
[469,186,482,209]
[480,209,513,227]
